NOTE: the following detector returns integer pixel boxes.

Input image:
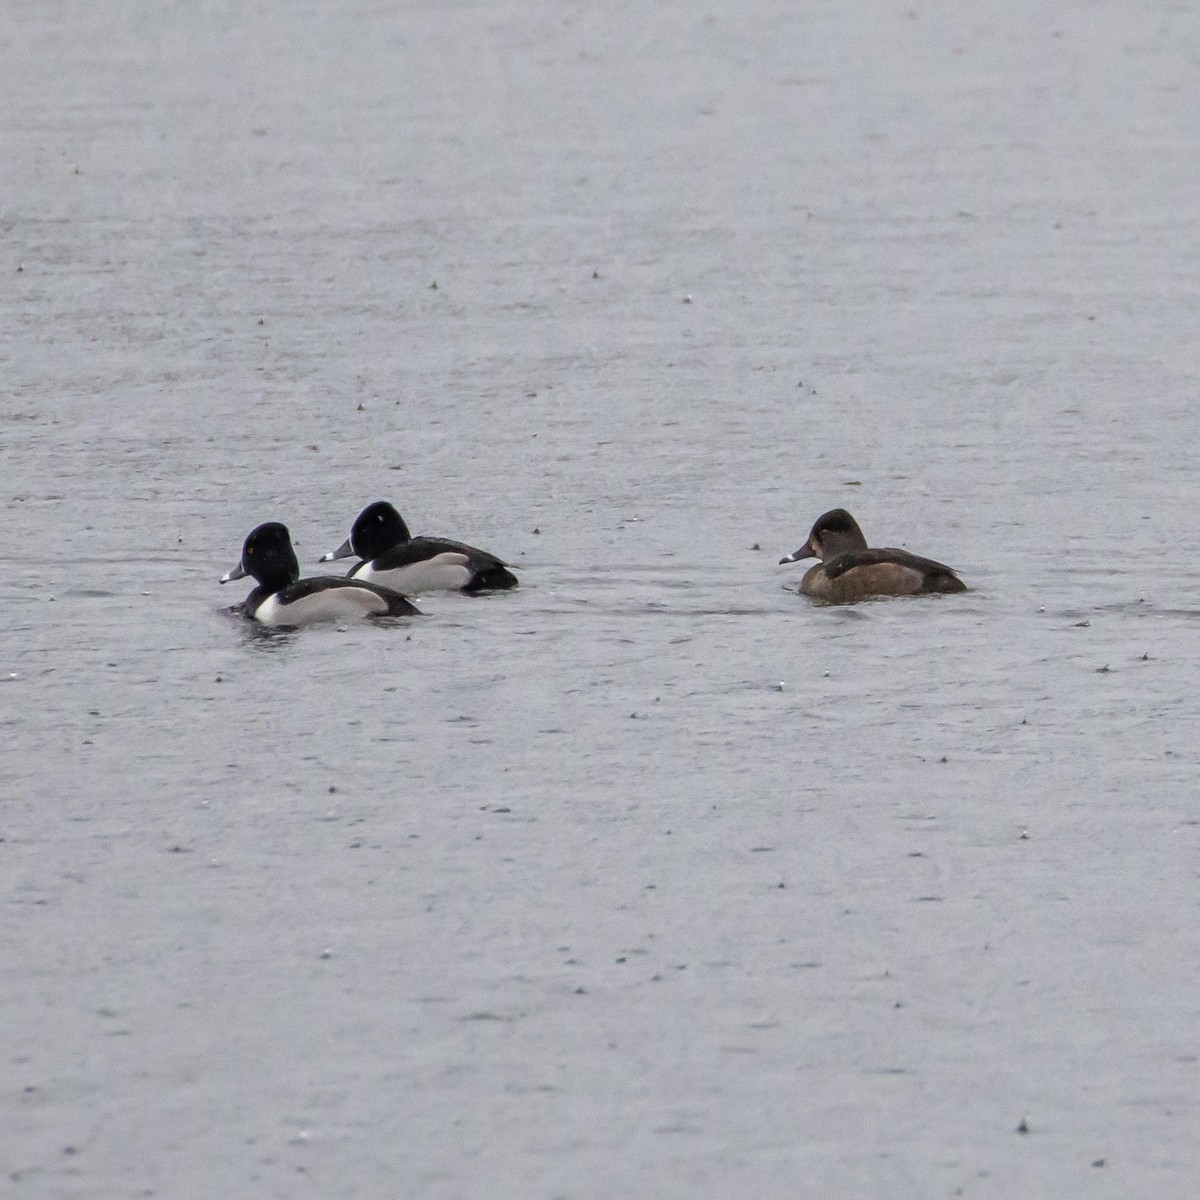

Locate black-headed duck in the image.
[221,522,420,627]
[320,501,518,595]
[779,508,966,604]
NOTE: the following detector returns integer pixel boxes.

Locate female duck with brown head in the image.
[780,508,966,604]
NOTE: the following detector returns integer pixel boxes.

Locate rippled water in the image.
[5,1,1200,1196]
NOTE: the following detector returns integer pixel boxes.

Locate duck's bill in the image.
[219,562,246,584]
[779,544,814,565]
[319,538,354,563]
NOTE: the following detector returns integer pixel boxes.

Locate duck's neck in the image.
[819,527,867,560]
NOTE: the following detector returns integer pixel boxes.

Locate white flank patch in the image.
[253,587,389,627]
[358,553,472,594]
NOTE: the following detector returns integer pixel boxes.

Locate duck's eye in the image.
[247,547,255,556]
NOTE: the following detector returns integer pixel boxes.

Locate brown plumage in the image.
[780,508,966,604]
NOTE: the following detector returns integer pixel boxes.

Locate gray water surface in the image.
[4,2,1200,1196]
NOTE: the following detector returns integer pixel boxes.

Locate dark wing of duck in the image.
[286,576,421,615]
[374,535,518,591]
[824,547,966,593]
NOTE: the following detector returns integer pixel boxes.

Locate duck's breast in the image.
[801,556,933,604]
[252,581,394,626]
[355,553,474,595]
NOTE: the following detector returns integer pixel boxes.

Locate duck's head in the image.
[220,522,301,589]
[321,500,412,563]
[779,508,868,564]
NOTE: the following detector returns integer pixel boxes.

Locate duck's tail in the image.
[465,565,519,593]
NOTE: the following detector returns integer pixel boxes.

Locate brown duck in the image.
[780,508,966,604]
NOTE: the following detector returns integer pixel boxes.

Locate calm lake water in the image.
[4,1,1200,1196]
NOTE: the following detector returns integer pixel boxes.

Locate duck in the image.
[779,508,966,604]
[220,522,420,627]
[320,501,518,594]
